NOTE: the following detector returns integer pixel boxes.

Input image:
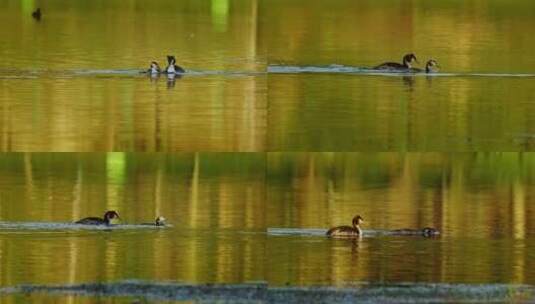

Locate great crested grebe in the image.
[75,210,120,225]
[146,61,161,74]
[141,216,167,226]
[374,53,418,70]
[410,59,440,73]
[164,55,185,74]
[390,227,440,237]
[326,215,363,237]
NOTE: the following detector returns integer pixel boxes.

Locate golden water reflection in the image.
[267,75,535,151]
[0,153,265,286]
[267,152,535,285]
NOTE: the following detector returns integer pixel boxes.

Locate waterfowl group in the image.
[145,55,185,75]
[326,214,440,238]
[74,211,167,227]
[373,53,440,73]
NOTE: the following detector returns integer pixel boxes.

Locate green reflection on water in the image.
[266,152,535,285]
[0,153,266,287]
[211,0,229,32]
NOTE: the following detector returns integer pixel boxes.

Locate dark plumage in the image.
[164,55,185,74]
[326,215,364,237]
[32,8,41,20]
[374,53,418,70]
[75,210,120,225]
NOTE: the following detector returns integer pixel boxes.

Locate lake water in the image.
[1,0,535,302]
[0,153,266,287]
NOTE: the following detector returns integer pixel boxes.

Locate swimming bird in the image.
[326,215,364,237]
[374,53,418,70]
[146,61,161,74]
[409,59,440,73]
[390,227,440,237]
[32,8,41,20]
[75,210,120,225]
[141,216,167,226]
[164,55,185,74]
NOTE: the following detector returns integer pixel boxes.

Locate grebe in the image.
[374,53,418,70]
[32,8,41,20]
[146,61,161,74]
[164,55,185,74]
[141,216,167,226]
[75,211,120,225]
[326,215,363,237]
[390,227,440,237]
[410,59,439,73]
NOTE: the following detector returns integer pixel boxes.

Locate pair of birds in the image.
[146,55,185,75]
[75,210,166,227]
[326,215,440,237]
[374,53,439,73]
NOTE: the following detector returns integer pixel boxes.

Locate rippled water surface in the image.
[267,153,535,286]
[0,153,266,287]
[0,0,264,152]
[263,0,535,151]
[2,0,535,302]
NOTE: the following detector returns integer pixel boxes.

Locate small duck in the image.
[32,8,41,20]
[326,215,364,237]
[374,53,418,70]
[141,216,167,226]
[164,55,185,74]
[390,227,440,237]
[410,59,439,73]
[146,61,161,74]
[75,210,120,226]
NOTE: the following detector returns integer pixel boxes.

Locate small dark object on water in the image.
[390,227,440,237]
[409,59,440,73]
[32,8,41,20]
[140,216,167,226]
[75,210,120,226]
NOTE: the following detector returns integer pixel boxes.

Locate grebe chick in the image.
[141,216,167,226]
[410,59,439,73]
[75,210,120,225]
[390,227,440,237]
[374,53,418,70]
[164,55,185,74]
[146,61,161,74]
[326,215,363,237]
[32,8,41,20]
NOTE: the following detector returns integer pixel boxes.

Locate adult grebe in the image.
[326,215,363,237]
[75,211,120,225]
[164,55,185,74]
[374,53,418,70]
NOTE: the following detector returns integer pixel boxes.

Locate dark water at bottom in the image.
[1,153,535,303]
